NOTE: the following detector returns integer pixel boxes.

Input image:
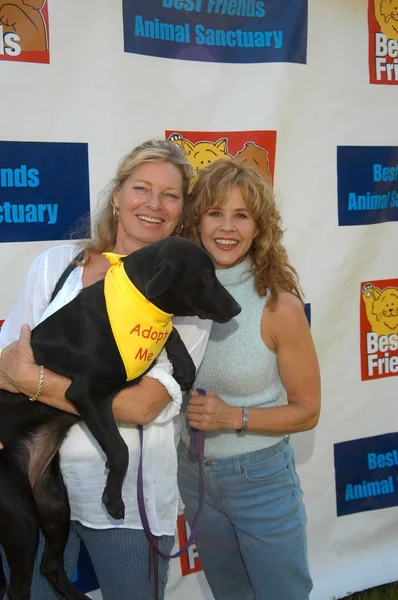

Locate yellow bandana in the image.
[103,252,173,381]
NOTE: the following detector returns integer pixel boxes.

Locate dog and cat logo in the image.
[165,130,276,184]
[360,279,398,380]
[0,0,49,63]
[369,0,398,84]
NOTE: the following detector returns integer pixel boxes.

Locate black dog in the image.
[0,237,241,600]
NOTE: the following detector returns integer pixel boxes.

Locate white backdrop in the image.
[1,1,398,599]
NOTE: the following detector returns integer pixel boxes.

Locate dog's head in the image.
[372,287,398,330]
[381,0,398,21]
[123,238,241,323]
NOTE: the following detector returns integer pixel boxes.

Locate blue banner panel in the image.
[0,141,90,243]
[337,146,398,226]
[123,0,307,64]
[72,542,99,594]
[334,432,398,517]
[304,303,310,326]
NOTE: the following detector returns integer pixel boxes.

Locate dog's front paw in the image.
[168,132,183,142]
[172,361,196,392]
[102,490,125,520]
[362,283,373,297]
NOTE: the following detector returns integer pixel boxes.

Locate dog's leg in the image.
[32,456,89,600]
[65,381,129,520]
[0,452,39,600]
[165,328,196,391]
[80,402,129,520]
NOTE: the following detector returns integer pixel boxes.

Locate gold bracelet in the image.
[29,365,44,402]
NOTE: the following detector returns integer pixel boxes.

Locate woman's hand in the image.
[187,390,241,432]
[0,360,19,393]
[0,324,37,394]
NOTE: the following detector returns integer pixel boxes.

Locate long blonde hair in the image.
[183,158,303,306]
[80,139,195,255]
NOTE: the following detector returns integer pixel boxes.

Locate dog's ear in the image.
[145,259,182,299]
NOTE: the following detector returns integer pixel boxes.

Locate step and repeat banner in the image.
[1,1,397,599]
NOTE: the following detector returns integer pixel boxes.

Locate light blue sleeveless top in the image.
[180,258,284,459]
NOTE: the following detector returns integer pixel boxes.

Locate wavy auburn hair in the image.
[183,158,303,306]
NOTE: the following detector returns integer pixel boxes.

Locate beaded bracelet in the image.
[29,365,45,402]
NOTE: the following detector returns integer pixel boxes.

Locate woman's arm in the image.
[0,246,79,349]
[187,292,321,434]
[0,246,77,396]
[0,325,170,424]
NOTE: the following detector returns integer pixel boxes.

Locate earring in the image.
[173,221,184,236]
[112,204,119,221]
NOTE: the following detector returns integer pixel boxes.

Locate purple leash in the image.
[137,388,206,558]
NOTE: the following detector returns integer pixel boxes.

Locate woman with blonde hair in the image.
[178,158,320,600]
[0,139,211,600]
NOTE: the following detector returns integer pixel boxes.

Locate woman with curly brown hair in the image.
[178,158,320,600]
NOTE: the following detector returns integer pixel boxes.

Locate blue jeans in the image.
[1,521,174,600]
[178,437,312,600]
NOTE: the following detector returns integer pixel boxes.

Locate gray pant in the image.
[1,521,174,600]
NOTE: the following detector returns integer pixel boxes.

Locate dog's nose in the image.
[228,300,242,316]
[217,301,242,322]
